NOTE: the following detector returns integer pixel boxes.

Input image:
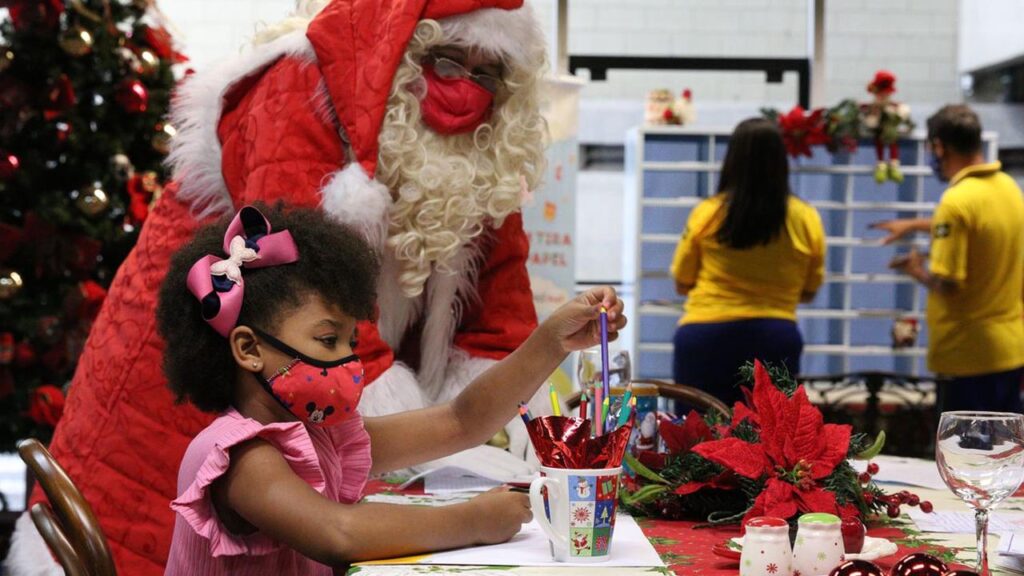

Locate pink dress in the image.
[164,408,372,575]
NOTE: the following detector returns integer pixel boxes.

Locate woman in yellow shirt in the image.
[670,118,825,405]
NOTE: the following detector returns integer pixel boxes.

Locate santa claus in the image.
[5,1,550,573]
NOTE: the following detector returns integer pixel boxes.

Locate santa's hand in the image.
[542,286,627,353]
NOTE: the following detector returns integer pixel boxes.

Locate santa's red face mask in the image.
[420,64,494,135]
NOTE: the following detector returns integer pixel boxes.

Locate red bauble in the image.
[891,553,948,576]
[141,26,187,63]
[115,79,149,113]
[829,559,884,576]
[0,151,19,180]
[26,384,65,426]
[14,341,36,367]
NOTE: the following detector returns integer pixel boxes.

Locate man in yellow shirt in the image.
[887,105,1024,413]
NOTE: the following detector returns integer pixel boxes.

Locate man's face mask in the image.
[419,62,495,135]
[254,328,364,428]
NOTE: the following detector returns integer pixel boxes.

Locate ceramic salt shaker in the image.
[792,513,845,576]
[740,516,792,576]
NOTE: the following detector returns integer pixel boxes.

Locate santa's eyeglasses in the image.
[424,54,503,94]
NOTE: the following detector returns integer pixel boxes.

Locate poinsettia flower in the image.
[777,106,829,158]
[692,361,853,522]
[661,410,712,454]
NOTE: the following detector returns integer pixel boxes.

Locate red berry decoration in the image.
[887,505,900,518]
[115,79,149,113]
[864,493,874,504]
[908,494,920,506]
[830,559,884,576]
[919,501,934,513]
[944,570,980,576]
[891,552,948,576]
[867,462,879,475]
[858,472,871,484]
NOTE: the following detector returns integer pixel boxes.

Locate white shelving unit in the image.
[626,125,998,380]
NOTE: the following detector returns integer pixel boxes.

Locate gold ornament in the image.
[59,26,94,57]
[138,49,159,76]
[76,184,110,217]
[0,270,23,300]
[152,123,176,155]
[110,153,133,180]
[0,49,13,73]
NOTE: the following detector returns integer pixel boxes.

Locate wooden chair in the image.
[566,378,731,418]
[17,438,116,576]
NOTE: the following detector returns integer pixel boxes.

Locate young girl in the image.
[158,204,625,573]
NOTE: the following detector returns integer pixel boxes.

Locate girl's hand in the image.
[542,286,627,353]
[467,487,533,545]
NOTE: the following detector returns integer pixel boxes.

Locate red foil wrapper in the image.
[526,416,633,469]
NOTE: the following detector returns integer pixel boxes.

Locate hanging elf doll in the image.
[862,70,914,183]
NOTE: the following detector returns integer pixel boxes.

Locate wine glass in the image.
[936,411,1024,575]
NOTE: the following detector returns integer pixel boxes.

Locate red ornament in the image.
[919,501,933,513]
[866,462,879,475]
[867,70,897,96]
[44,74,77,121]
[891,553,948,576]
[26,384,65,427]
[829,559,884,576]
[2,0,64,30]
[115,79,149,113]
[0,151,19,180]
[14,341,36,367]
[858,472,871,484]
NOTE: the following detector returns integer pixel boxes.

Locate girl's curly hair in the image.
[156,203,379,413]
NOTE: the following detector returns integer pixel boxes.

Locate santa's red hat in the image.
[867,70,896,95]
[307,0,543,177]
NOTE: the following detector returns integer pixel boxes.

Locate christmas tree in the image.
[0,0,183,450]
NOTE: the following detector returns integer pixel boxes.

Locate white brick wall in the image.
[162,0,960,106]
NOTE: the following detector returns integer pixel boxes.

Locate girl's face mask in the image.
[253,328,364,428]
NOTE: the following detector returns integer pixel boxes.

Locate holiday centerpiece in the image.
[621,361,931,527]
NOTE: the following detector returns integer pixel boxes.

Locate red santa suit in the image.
[5,1,547,574]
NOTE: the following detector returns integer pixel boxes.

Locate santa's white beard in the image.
[380,104,524,298]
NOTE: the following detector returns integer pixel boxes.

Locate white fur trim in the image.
[376,252,422,350]
[438,5,545,70]
[165,30,316,218]
[434,350,550,462]
[320,164,392,250]
[418,245,483,401]
[3,512,63,576]
[357,362,429,417]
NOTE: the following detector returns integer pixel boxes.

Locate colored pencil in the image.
[549,383,561,417]
[518,403,532,426]
[599,307,611,403]
[593,383,604,436]
[616,382,635,428]
[579,388,589,420]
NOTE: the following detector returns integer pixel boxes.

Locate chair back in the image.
[17,438,116,576]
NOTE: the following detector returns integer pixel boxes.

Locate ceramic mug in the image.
[741,516,792,576]
[529,465,622,562]
[792,512,845,576]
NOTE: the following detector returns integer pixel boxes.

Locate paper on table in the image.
[998,532,1024,557]
[397,466,536,494]
[908,508,1024,534]
[850,455,948,491]
[357,514,664,568]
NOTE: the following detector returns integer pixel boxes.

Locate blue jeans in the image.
[938,367,1024,414]
[673,318,803,407]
